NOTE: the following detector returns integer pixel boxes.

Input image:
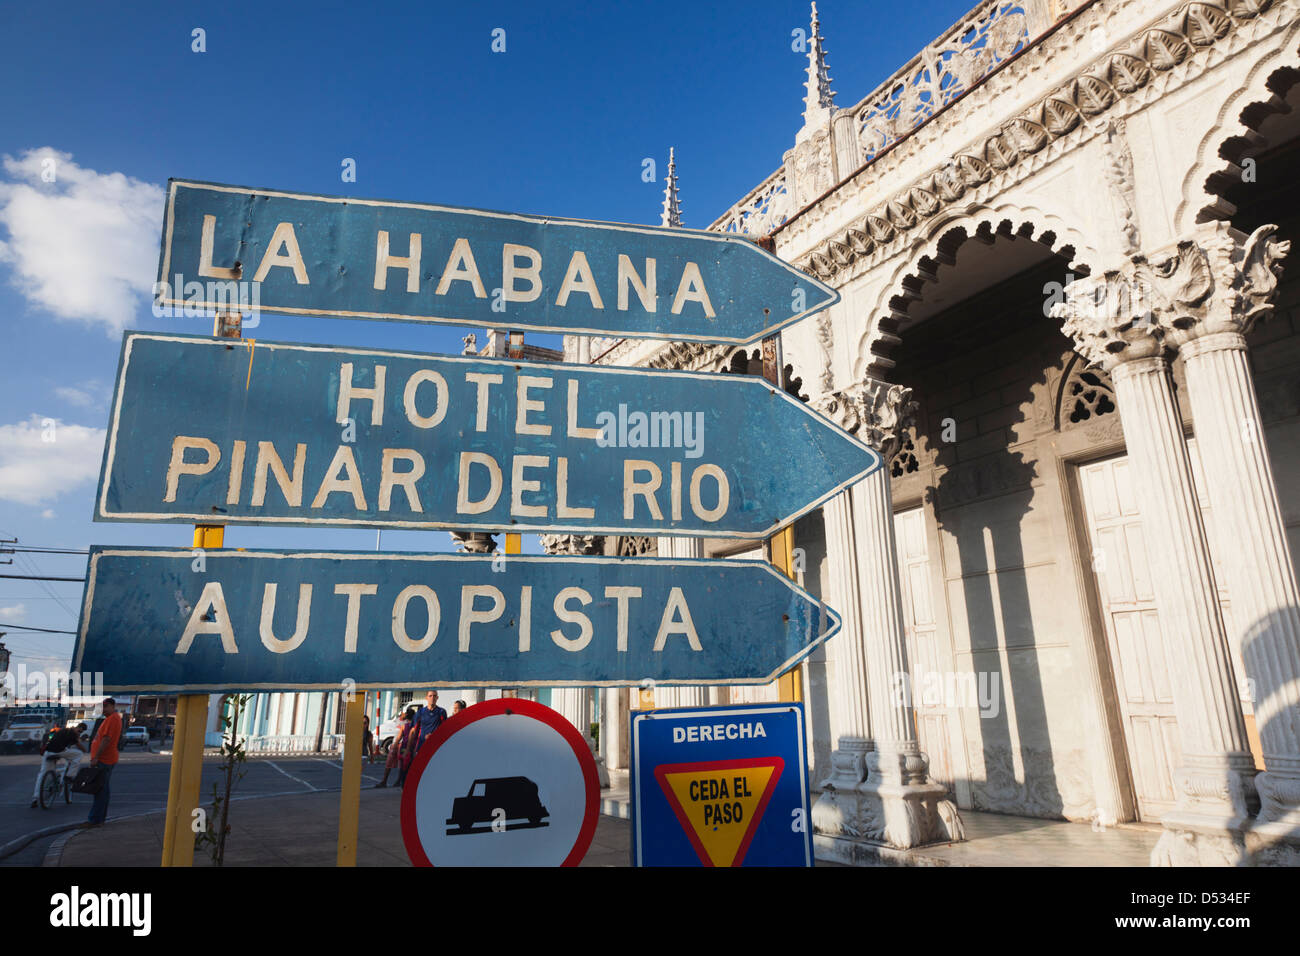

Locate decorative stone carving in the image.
[539,534,604,556]
[786,127,836,209]
[1057,355,1118,428]
[615,536,656,557]
[786,0,1270,279]
[815,310,835,395]
[448,531,497,554]
[856,2,1029,164]
[814,379,917,459]
[1163,222,1291,342]
[1103,120,1141,254]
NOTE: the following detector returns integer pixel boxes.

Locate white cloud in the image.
[54,379,108,409]
[0,147,164,333]
[0,415,106,506]
[41,509,56,519]
[0,603,27,623]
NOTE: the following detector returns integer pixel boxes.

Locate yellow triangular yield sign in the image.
[654,757,784,866]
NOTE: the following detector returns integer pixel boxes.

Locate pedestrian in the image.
[409,690,448,753]
[86,698,122,826]
[452,700,467,715]
[31,722,87,808]
[361,714,375,763]
[376,709,411,788]
[395,707,419,788]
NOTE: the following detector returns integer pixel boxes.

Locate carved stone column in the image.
[1161,224,1300,859]
[1055,265,1257,866]
[811,380,963,861]
[551,686,609,789]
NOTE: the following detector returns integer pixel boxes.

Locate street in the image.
[0,749,395,866]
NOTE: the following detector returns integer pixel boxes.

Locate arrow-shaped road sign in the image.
[96,332,881,539]
[73,548,840,691]
[156,179,837,345]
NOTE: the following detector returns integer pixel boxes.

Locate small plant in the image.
[196,693,251,866]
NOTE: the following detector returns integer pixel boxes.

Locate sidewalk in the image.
[52,768,1160,867]
[53,786,630,866]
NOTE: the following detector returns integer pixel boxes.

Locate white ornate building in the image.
[573,0,1300,866]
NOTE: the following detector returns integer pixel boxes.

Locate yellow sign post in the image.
[162,311,243,866]
[761,330,804,706]
[160,525,220,866]
[336,692,365,866]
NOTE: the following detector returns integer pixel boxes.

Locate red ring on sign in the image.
[399,697,600,867]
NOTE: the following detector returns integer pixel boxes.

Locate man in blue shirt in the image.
[410,689,448,754]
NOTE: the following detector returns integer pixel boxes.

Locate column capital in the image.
[1165,221,1290,345]
[815,377,916,460]
[1053,224,1290,368]
[539,533,604,555]
[1051,270,1165,372]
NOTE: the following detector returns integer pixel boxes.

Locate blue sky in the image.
[0,0,975,673]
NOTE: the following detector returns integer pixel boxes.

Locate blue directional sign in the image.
[631,703,813,867]
[95,332,881,538]
[155,179,838,345]
[73,548,839,692]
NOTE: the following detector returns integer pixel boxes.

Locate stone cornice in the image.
[788,0,1293,285]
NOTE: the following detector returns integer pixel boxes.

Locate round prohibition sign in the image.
[400,697,600,866]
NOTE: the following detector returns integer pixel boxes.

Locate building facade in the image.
[572,0,1300,866]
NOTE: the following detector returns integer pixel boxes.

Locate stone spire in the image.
[802,2,835,130]
[660,147,682,228]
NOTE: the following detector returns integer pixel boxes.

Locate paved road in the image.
[0,750,394,866]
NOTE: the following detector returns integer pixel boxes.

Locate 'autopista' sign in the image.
[73,548,839,691]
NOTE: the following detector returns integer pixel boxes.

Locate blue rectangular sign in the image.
[156,179,838,345]
[630,703,813,867]
[95,332,881,538]
[73,548,839,691]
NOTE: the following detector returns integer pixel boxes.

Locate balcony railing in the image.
[710,0,1050,235]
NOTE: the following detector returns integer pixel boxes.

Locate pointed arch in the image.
[853,202,1099,380]
[1176,17,1300,232]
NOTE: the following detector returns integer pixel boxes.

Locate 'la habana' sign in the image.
[155,180,837,345]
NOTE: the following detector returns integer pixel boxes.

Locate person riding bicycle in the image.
[31,722,87,808]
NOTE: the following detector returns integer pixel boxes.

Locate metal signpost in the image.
[83,174,861,867]
[74,548,839,690]
[400,698,599,866]
[630,702,813,867]
[156,180,837,345]
[96,332,880,538]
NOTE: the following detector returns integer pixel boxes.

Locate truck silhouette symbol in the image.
[446,776,550,834]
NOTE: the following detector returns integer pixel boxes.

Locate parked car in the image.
[0,717,52,754]
[121,726,150,749]
[445,776,548,833]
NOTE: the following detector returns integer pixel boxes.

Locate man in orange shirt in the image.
[86,697,122,826]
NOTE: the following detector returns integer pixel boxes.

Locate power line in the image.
[0,623,78,634]
[0,574,85,582]
[3,547,89,555]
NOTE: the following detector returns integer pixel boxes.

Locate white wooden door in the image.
[1080,455,1182,820]
[893,506,955,792]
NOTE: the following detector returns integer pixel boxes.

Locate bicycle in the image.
[38,756,77,809]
